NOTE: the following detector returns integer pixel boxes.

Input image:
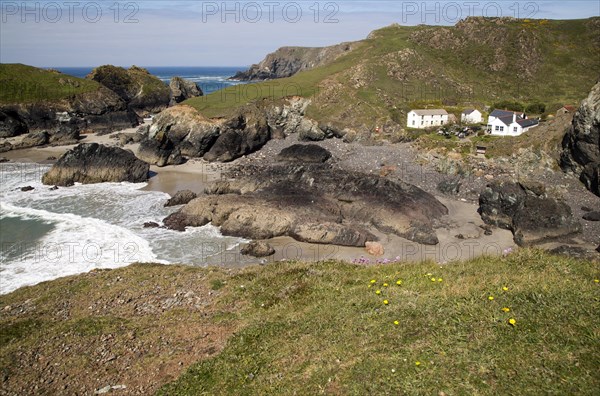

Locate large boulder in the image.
[479,180,581,246]
[561,80,600,196]
[87,65,170,116]
[17,131,48,148]
[42,143,149,186]
[278,144,332,163]
[240,241,275,257]
[164,163,448,246]
[164,190,198,207]
[169,77,203,105]
[137,136,183,167]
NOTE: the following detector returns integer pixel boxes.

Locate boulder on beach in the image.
[277,144,332,163]
[240,241,275,257]
[42,143,149,186]
[164,190,198,207]
[479,180,581,246]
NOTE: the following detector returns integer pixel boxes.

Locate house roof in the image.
[490,109,524,118]
[462,109,478,115]
[516,118,539,128]
[411,109,448,116]
[497,115,514,126]
[561,105,576,112]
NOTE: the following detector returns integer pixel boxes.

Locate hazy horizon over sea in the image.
[51,66,248,95]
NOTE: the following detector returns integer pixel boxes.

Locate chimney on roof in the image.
[513,113,516,123]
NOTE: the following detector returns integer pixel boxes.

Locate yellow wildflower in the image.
[383,283,389,287]
[431,277,436,282]
[415,361,421,366]
[438,278,443,282]
[394,320,399,326]
[375,290,381,295]
[508,318,517,326]
[383,300,389,305]
[370,279,376,284]
[594,279,599,283]
[488,296,494,301]
[502,286,509,291]
[396,280,402,285]
[502,307,510,312]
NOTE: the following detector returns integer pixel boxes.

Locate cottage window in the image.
[495,126,499,131]
[499,126,504,132]
[513,127,518,132]
[412,120,415,126]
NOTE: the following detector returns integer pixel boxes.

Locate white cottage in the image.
[407,109,449,129]
[487,109,538,136]
[461,109,482,124]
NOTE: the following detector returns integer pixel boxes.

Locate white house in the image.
[407,109,449,129]
[461,109,482,124]
[487,110,539,136]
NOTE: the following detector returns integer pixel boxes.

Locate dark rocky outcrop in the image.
[561,80,600,197]
[479,180,581,246]
[0,88,137,138]
[164,190,198,207]
[137,106,220,166]
[142,98,332,165]
[203,108,271,162]
[169,77,203,106]
[240,241,275,257]
[137,135,184,167]
[0,110,28,138]
[164,163,448,246]
[87,65,170,117]
[230,43,355,81]
[19,131,49,148]
[278,144,331,163]
[42,143,149,186]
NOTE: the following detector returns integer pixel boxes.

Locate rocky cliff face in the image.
[561,80,600,196]
[230,43,355,81]
[87,65,171,116]
[0,86,137,137]
[139,98,342,166]
[169,77,203,106]
[42,143,149,186]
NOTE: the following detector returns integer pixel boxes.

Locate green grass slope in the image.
[3,250,594,394]
[0,63,100,104]
[185,17,600,128]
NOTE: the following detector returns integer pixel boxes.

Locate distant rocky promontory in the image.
[229,43,356,81]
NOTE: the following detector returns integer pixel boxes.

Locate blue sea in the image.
[52,66,247,95]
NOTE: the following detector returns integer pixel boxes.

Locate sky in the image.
[0,0,599,67]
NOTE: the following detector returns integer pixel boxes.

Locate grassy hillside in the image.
[1,249,598,394]
[186,17,600,128]
[0,63,100,104]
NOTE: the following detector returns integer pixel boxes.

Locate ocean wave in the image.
[0,202,167,295]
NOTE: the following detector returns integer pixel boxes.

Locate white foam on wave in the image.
[0,202,168,295]
[0,163,246,294]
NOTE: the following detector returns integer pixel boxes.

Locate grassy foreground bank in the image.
[1,249,599,395]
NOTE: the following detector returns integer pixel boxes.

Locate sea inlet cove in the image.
[0,1,599,395]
